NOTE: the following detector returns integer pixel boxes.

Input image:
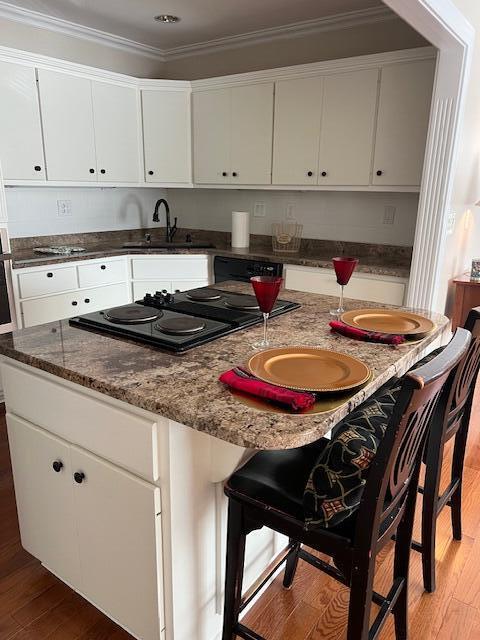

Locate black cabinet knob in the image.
[71,301,78,306]
[46,272,53,278]
[74,471,85,484]
[232,172,238,177]
[307,171,313,177]
[100,265,106,270]
[222,172,228,177]
[34,165,42,172]
[148,170,154,176]
[52,460,63,473]
[100,169,106,174]
[376,170,383,176]
[321,171,327,177]
[84,298,90,303]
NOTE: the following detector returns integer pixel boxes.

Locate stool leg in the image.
[283,540,300,589]
[451,423,469,541]
[347,556,375,640]
[222,500,247,640]
[422,430,445,593]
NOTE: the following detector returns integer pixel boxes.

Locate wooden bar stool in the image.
[414,307,480,592]
[222,329,471,640]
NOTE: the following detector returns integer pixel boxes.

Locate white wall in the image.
[163,17,428,80]
[167,189,419,246]
[0,17,165,78]
[5,187,167,238]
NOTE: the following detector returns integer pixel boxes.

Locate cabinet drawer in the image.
[18,266,78,298]
[131,256,209,280]
[2,362,160,482]
[21,283,128,327]
[285,266,407,306]
[78,259,125,288]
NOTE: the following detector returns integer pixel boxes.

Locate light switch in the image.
[254,202,266,218]
[57,200,72,217]
[383,205,396,225]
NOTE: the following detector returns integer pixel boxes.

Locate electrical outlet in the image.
[446,211,456,235]
[253,202,266,218]
[57,200,72,217]
[285,203,296,220]
[383,205,396,225]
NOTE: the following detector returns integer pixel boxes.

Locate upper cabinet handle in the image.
[307,171,313,177]
[52,460,63,473]
[321,171,327,177]
[34,165,42,172]
[148,170,154,176]
[376,170,383,176]
[232,172,238,177]
[100,169,106,174]
[222,171,228,177]
[74,471,85,484]
[89,168,95,174]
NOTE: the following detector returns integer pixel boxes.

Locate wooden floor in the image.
[1,388,480,640]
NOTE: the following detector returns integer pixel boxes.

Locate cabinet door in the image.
[272,77,323,185]
[0,62,45,181]
[71,446,163,640]
[373,60,435,186]
[230,83,274,185]
[6,414,80,585]
[38,69,97,181]
[318,70,378,186]
[193,88,230,183]
[92,81,140,183]
[143,89,191,183]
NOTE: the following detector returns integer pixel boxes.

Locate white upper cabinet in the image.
[0,61,45,181]
[193,82,274,184]
[38,69,97,182]
[373,60,435,187]
[142,89,191,183]
[92,81,140,183]
[193,88,231,184]
[318,69,379,186]
[272,77,323,185]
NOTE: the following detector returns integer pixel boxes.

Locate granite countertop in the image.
[10,230,411,278]
[0,282,447,449]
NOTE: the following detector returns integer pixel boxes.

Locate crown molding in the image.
[163,6,398,61]
[0,2,400,66]
[0,1,166,62]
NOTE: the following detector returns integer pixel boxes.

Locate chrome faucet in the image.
[153,199,177,243]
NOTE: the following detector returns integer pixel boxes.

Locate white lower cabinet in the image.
[7,412,163,640]
[285,264,408,305]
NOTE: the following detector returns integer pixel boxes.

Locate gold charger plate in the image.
[247,346,371,393]
[341,308,435,336]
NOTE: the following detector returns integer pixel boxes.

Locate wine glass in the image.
[250,276,283,349]
[330,257,359,317]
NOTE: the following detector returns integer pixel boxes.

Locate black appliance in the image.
[0,234,11,327]
[213,255,283,284]
[69,287,300,353]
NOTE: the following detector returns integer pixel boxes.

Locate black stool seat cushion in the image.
[303,381,402,529]
[227,439,329,521]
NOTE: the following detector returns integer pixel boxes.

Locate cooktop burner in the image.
[224,295,259,311]
[104,304,161,324]
[155,316,206,335]
[186,289,223,301]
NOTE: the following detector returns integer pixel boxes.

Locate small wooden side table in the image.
[452,273,480,330]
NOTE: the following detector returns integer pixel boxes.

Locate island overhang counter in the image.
[0,283,448,640]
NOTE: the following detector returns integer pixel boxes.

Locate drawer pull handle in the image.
[74,471,85,484]
[376,170,383,176]
[52,460,63,473]
[89,168,95,174]
[321,171,327,177]
[71,301,78,306]
[47,272,53,278]
[100,169,106,174]
[84,298,90,303]
[100,265,106,270]
[148,170,154,176]
[307,171,313,177]
[34,165,42,172]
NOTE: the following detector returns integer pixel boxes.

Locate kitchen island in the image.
[0,283,448,640]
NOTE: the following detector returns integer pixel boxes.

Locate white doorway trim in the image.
[384,0,474,312]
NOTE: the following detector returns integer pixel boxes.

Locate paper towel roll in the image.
[231,211,250,249]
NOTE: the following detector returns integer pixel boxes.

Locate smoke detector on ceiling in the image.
[154,15,180,23]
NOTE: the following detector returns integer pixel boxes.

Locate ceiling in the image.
[2,0,387,51]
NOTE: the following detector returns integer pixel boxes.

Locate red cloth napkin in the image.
[329,320,406,345]
[219,368,316,412]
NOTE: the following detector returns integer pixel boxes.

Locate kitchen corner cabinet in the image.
[142,89,191,183]
[7,413,163,640]
[193,82,274,184]
[38,70,140,182]
[0,61,45,181]
[373,60,435,187]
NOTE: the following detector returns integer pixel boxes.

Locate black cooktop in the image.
[69,287,300,353]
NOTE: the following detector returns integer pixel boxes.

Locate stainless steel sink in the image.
[122,242,215,249]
